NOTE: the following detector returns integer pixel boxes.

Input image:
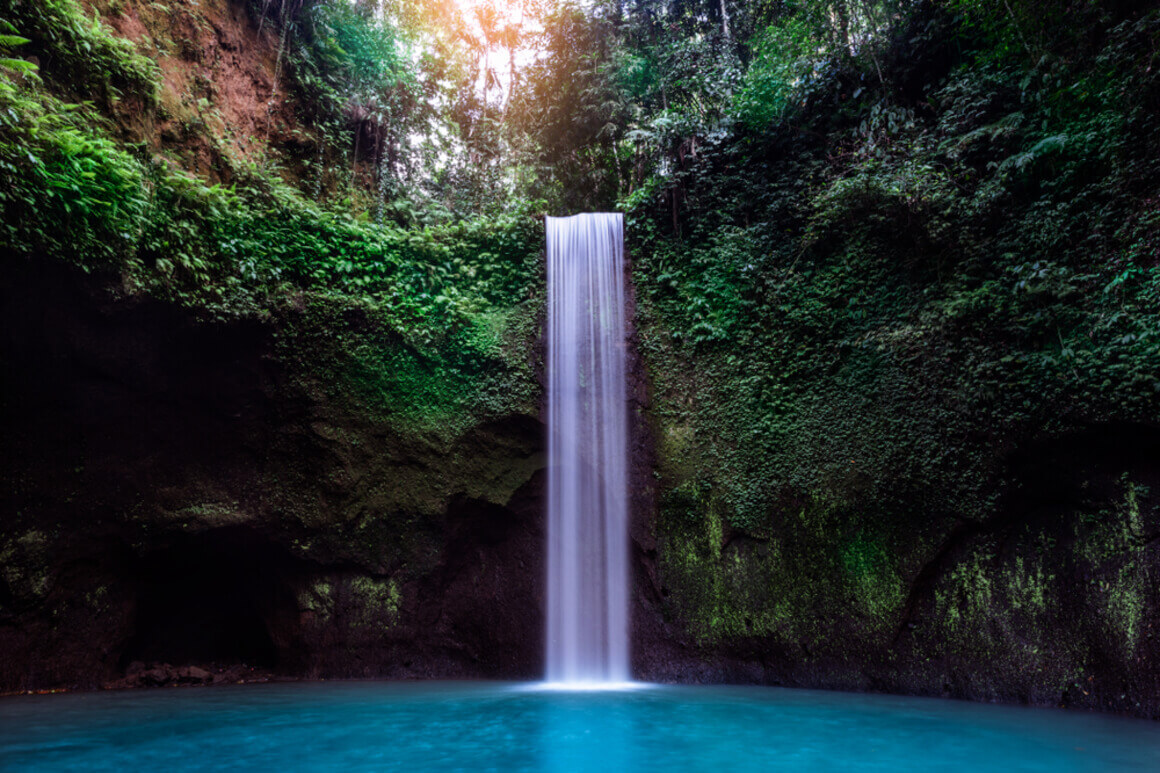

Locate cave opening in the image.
[120,527,302,671]
[1003,422,1160,519]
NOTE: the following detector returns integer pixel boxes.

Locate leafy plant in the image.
[1,0,158,104]
[0,21,36,75]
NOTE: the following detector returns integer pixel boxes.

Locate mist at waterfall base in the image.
[4,682,1160,771]
[545,213,630,687]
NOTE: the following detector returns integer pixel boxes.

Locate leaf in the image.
[0,58,38,74]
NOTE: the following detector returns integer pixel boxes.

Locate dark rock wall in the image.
[633,318,1160,716]
[0,258,545,690]
[4,255,1158,720]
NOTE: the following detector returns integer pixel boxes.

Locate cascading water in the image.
[545,213,630,685]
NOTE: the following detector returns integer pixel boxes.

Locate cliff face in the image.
[1,0,548,689]
[8,239,1159,714]
[624,7,1160,718]
[633,402,1160,716]
[0,257,545,688]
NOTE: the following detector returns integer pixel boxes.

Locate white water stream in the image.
[545,213,630,685]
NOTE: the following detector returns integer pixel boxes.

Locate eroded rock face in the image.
[635,407,1160,716]
[0,258,545,690]
[618,229,1160,716]
[6,256,1158,721]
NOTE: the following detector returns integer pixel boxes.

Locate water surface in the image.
[1,682,1158,771]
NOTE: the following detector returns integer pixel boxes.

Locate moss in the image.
[299,578,336,622]
[657,424,699,483]
[909,471,1156,701]
[83,585,109,613]
[1080,477,1150,657]
[1008,555,1052,613]
[171,502,246,528]
[841,533,906,624]
[348,576,401,631]
[0,530,54,601]
[659,514,793,644]
[1104,566,1146,657]
[275,289,539,441]
[298,575,400,633]
[933,544,999,641]
[657,485,909,651]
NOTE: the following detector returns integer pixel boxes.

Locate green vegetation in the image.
[2,0,1159,703]
[627,2,1159,521]
[1,0,544,432]
[3,0,158,104]
[489,0,1160,684]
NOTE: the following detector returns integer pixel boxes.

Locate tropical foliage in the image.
[1,0,1157,445]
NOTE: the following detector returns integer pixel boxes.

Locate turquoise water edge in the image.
[1,682,1158,772]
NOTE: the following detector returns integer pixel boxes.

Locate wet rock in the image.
[177,666,212,684]
[140,665,174,686]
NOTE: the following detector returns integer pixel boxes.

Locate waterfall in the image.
[545,213,630,685]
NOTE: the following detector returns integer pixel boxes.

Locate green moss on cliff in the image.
[1,0,547,466]
[637,8,1160,703]
[275,286,539,435]
[298,574,400,635]
[0,529,54,603]
[914,475,1155,701]
[658,481,909,650]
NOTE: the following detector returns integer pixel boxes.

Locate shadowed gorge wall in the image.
[0,257,545,689]
[623,2,1160,714]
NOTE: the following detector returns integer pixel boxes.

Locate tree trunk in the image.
[350,123,361,193]
[835,1,851,53]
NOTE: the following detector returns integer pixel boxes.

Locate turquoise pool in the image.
[1,682,1157,771]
